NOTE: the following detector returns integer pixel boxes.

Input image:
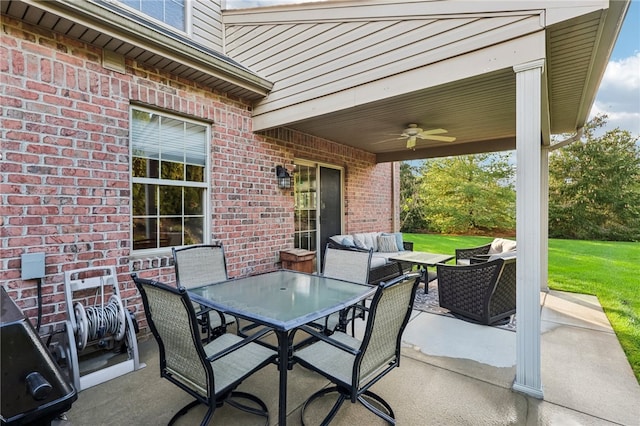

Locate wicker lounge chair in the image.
[455,238,516,265]
[292,272,421,425]
[172,244,236,340]
[131,274,276,426]
[436,256,517,325]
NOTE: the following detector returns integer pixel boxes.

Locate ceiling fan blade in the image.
[372,136,405,145]
[419,128,448,136]
[423,135,456,142]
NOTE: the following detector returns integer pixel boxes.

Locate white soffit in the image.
[252,32,546,131]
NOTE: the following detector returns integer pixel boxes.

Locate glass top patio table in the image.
[188,269,375,426]
[188,270,375,330]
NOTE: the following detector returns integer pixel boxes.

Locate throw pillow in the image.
[341,236,355,247]
[377,235,399,253]
[352,233,370,250]
[394,232,404,251]
[382,232,405,251]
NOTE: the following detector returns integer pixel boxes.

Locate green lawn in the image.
[403,233,640,383]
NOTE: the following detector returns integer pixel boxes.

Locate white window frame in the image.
[129,105,210,255]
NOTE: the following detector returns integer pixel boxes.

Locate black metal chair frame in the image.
[316,243,376,336]
[172,244,233,341]
[292,273,421,425]
[131,274,276,426]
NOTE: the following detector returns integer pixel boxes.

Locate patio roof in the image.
[4,1,627,163]
[224,0,629,162]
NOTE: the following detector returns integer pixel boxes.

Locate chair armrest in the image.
[368,262,403,284]
[206,326,273,362]
[469,254,493,264]
[295,325,360,356]
[403,241,414,251]
[455,243,491,262]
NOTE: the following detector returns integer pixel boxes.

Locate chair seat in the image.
[296,331,359,384]
[203,333,275,394]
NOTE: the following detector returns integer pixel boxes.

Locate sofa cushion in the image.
[488,252,517,261]
[377,234,399,252]
[352,232,380,251]
[489,238,517,254]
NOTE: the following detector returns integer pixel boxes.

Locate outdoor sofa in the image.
[328,232,413,284]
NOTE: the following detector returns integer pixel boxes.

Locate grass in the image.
[403,232,640,383]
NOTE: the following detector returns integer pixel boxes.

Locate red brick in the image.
[26,206,59,215]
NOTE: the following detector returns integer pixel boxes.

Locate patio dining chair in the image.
[315,244,374,335]
[131,274,276,426]
[172,244,236,341]
[292,272,421,425]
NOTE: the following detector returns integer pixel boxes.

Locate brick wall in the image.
[0,16,398,336]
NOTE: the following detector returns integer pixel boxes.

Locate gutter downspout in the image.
[547,127,584,151]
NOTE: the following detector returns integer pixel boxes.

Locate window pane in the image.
[165,0,185,31]
[133,217,158,250]
[161,160,184,181]
[185,122,206,166]
[160,218,182,246]
[132,157,159,179]
[160,117,185,163]
[159,185,182,216]
[184,187,203,215]
[184,217,203,245]
[132,110,160,160]
[132,183,157,216]
[141,0,164,22]
[186,164,204,182]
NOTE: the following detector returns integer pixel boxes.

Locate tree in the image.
[419,153,515,234]
[399,161,429,232]
[549,115,640,241]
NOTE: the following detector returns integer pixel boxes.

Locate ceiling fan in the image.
[386,124,456,149]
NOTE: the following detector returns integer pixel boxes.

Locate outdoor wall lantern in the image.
[276,165,293,189]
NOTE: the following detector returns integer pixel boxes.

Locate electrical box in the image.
[21,253,45,280]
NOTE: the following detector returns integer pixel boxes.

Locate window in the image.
[293,163,317,252]
[131,107,208,251]
[119,0,186,32]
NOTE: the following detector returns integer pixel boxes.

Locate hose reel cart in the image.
[64,266,144,391]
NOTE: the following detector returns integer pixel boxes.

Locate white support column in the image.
[512,59,545,399]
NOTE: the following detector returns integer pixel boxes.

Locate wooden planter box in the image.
[280,249,316,273]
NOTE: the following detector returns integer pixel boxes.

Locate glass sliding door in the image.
[293,162,343,271]
[293,164,317,253]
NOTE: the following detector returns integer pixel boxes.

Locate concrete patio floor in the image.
[60,290,639,425]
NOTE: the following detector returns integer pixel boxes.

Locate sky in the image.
[226,0,640,138]
[591,1,639,137]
